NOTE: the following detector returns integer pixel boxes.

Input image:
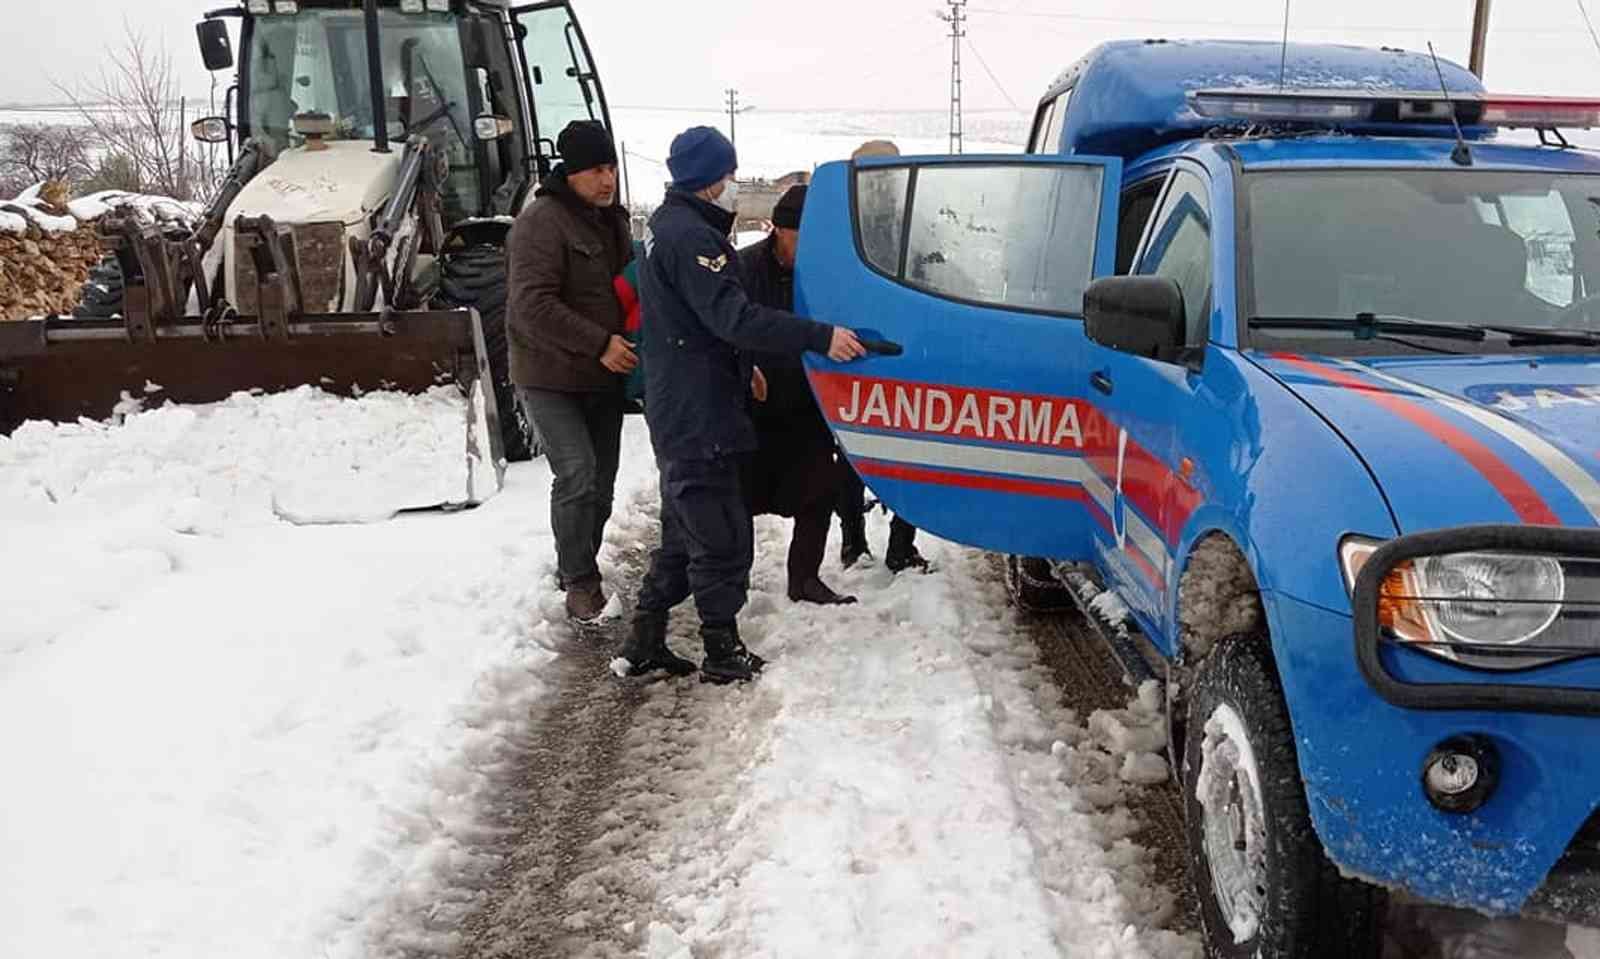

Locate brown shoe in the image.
[565,581,608,625]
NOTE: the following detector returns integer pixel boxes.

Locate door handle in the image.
[858,336,904,356]
[1090,370,1113,395]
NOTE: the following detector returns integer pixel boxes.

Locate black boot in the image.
[884,517,931,574]
[839,510,871,568]
[788,576,858,605]
[614,613,697,678]
[699,622,765,684]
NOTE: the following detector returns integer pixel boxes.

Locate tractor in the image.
[0,0,616,488]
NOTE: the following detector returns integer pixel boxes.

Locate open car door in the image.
[796,154,1121,560]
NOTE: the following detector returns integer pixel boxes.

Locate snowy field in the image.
[0,388,1199,958]
[0,106,1029,211]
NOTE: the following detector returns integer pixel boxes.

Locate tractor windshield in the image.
[247,9,479,218]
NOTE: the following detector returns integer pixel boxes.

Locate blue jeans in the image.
[517,387,625,589]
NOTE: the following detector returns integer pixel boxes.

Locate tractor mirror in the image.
[191,116,231,144]
[474,115,514,141]
[1084,275,1186,364]
[196,19,233,72]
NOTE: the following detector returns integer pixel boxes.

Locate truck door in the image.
[796,154,1122,560]
[510,2,612,177]
[1083,164,1213,639]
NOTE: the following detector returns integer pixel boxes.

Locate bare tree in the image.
[54,25,223,202]
[0,123,93,196]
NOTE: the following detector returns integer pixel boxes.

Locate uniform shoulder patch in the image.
[696,253,729,273]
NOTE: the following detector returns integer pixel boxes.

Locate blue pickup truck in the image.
[796,39,1600,958]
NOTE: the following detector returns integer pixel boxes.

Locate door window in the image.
[1116,175,1167,275]
[513,3,608,169]
[855,166,910,276]
[1137,169,1213,344]
[854,162,1106,315]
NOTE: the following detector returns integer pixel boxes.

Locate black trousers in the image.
[744,438,837,591]
[836,462,917,549]
[517,387,625,589]
[636,456,753,626]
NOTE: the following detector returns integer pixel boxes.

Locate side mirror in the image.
[474,115,514,141]
[1083,275,1186,364]
[190,116,231,143]
[196,19,233,72]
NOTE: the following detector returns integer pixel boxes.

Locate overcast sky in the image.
[6,0,1600,112]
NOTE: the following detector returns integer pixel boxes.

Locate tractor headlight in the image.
[1340,537,1593,669]
[246,0,271,13]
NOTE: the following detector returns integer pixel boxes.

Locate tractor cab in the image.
[201,0,611,221]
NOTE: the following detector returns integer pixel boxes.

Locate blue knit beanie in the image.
[667,126,738,192]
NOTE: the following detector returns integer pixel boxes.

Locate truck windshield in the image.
[1243,169,1600,352]
[247,9,478,216]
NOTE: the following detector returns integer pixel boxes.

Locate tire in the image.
[73,255,125,319]
[1003,555,1075,613]
[1182,636,1383,958]
[433,242,536,462]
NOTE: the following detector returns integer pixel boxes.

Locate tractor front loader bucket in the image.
[0,307,507,511]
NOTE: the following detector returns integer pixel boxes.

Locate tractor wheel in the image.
[434,242,536,462]
[73,255,125,319]
[1182,635,1383,958]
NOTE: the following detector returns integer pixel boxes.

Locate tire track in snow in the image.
[383,486,779,959]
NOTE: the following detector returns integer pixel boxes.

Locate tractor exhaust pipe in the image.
[364,0,389,153]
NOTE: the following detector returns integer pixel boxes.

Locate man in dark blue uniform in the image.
[615,127,866,684]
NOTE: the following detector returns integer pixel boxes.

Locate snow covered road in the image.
[0,391,1199,958]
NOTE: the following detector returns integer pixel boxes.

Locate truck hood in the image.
[1256,353,1600,531]
[229,141,398,227]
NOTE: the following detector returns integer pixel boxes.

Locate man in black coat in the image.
[740,186,856,606]
[614,127,866,684]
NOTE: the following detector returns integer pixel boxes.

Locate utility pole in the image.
[725,88,741,148]
[936,0,966,153]
[1469,0,1491,78]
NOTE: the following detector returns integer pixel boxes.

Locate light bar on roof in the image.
[1190,88,1380,122]
[1480,96,1600,130]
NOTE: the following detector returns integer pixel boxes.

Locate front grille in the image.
[233,221,345,316]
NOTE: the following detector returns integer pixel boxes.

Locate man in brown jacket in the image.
[507,120,636,624]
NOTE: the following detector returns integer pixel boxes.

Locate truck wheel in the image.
[435,243,536,462]
[1182,636,1382,958]
[73,255,125,319]
[1004,555,1074,613]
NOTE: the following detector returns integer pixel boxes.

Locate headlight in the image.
[1341,537,1579,669]
[1417,552,1563,646]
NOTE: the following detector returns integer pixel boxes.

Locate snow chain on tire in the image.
[433,242,538,462]
[1181,634,1383,958]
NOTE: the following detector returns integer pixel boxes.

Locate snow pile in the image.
[0,386,473,660]
[65,189,201,227]
[0,398,655,958]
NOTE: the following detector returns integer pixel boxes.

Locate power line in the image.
[1578,0,1600,60]
[963,5,1577,35]
[965,37,1022,112]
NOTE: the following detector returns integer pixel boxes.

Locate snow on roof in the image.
[0,188,199,236]
[0,198,78,234]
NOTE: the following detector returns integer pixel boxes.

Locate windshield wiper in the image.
[1477,324,1600,347]
[1249,313,1488,342]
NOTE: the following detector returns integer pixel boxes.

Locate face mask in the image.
[713,176,739,213]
